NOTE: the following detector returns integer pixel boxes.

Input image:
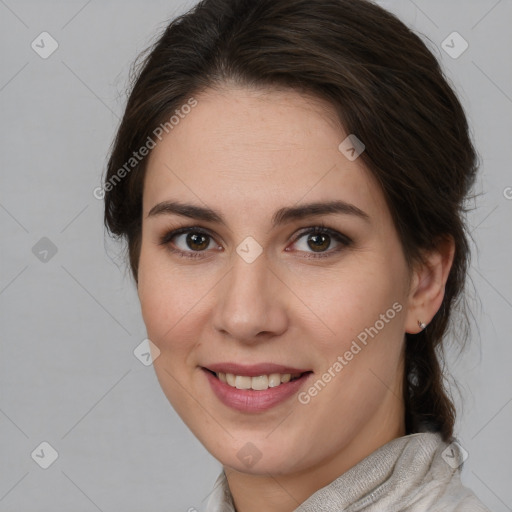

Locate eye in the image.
[159,225,351,259]
[289,226,352,257]
[159,227,221,258]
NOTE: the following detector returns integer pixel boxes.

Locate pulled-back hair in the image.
[104,0,478,441]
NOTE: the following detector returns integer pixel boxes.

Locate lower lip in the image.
[203,369,312,413]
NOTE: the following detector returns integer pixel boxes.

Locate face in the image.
[137,86,413,477]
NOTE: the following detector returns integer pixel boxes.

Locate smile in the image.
[202,364,313,412]
[216,371,302,390]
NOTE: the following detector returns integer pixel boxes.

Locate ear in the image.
[404,236,455,334]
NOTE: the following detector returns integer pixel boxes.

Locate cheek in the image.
[317,266,406,389]
[137,244,197,348]
[298,264,405,350]
[137,249,202,413]
[292,270,406,436]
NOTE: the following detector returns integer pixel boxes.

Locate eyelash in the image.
[158,224,353,260]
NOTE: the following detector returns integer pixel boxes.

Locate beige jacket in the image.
[205,432,491,511]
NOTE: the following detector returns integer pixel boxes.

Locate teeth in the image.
[235,375,251,389]
[216,372,301,390]
[268,374,281,388]
[251,375,269,390]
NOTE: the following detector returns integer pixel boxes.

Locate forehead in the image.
[143,86,387,223]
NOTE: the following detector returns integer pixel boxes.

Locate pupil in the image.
[308,233,330,252]
[187,232,209,250]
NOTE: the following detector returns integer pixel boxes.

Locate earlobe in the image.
[404,236,455,334]
[417,320,427,330]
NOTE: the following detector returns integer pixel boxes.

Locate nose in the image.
[212,253,289,343]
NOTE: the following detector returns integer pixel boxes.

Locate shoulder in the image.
[402,435,492,512]
[429,474,492,512]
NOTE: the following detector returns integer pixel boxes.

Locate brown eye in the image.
[307,233,331,252]
[160,228,218,256]
[289,226,352,258]
[186,232,210,251]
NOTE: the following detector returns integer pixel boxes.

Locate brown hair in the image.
[104,0,478,442]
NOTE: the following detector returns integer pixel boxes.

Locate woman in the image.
[103,0,490,510]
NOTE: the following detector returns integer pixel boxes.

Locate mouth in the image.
[204,368,308,391]
[201,363,313,412]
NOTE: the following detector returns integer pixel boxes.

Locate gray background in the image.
[1,0,511,510]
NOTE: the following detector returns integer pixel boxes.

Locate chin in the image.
[203,432,311,476]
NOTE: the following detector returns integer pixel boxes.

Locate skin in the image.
[137,85,455,512]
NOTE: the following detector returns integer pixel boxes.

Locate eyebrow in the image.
[147,199,370,226]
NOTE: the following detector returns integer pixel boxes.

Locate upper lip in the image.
[204,362,311,377]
